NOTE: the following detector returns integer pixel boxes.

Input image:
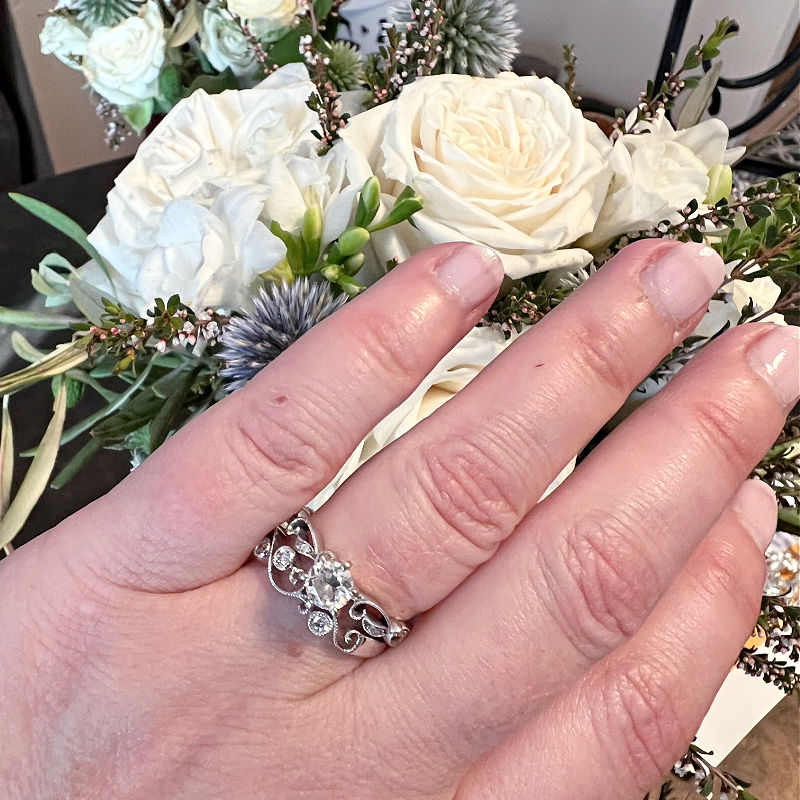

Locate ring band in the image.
[254,508,410,654]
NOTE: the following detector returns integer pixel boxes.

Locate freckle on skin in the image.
[286,642,302,659]
[274,395,288,405]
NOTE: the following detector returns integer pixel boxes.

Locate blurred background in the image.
[1,0,797,184]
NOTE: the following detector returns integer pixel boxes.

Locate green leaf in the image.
[0,396,13,518]
[122,98,154,133]
[7,194,114,286]
[50,438,103,491]
[269,220,304,273]
[314,0,333,20]
[0,380,68,550]
[166,0,201,47]
[158,64,182,108]
[186,69,238,95]
[55,358,159,449]
[677,60,722,129]
[91,368,183,445]
[149,365,200,451]
[268,28,304,64]
[10,332,45,364]
[0,306,81,330]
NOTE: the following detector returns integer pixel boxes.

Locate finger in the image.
[64,243,504,590]
[361,324,793,772]
[456,481,774,800]
[312,240,725,620]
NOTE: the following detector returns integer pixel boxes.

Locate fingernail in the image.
[731,479,777,552]
[434,243,505,309]
[748,325,800,408]
[642,241,725,322]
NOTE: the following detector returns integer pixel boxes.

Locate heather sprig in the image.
[737,597,800,697]
[668,743,759,800]
[76,296,230,374]
[364,0,445,106]
[616,17,738,136]
[392,0,520,78]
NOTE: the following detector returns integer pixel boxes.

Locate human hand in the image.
[1,240,793,799]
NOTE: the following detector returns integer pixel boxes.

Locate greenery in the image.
[75,0,144,28]
[615,17,739,135]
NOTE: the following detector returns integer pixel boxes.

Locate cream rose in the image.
[310,326,576,509]
[581,110,745,249]
[338,72,613,279]
[227,0,297,35]
[39,15,90,69]
[81,1,165,107]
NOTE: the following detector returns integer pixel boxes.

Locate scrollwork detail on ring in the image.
[253,508,410,653]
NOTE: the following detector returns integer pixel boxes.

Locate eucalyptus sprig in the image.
[615,17,738,136]
[561,43,580,108]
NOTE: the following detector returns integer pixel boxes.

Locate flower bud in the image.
[354,176,381,227]
[337,226,371,257]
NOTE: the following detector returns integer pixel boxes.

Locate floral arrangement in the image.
[5,6,800,797]
[39,0,350,146]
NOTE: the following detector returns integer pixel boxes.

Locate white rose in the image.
[338,73,613,280]
[310,326,576,509]
[200,2,284,82]
[81,187,287,315]
[81,1,165,107]
[84,65,357,313]
[227,0,297,35]
[582,111,746,249]
[39,15,90,69]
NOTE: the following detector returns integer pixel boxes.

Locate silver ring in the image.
[254,508,410,654]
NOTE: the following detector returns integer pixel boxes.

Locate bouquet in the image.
[5,5,799,796]
[39,0,352,146]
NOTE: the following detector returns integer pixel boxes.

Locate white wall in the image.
[513,0,797,136]
[7,0,798,174]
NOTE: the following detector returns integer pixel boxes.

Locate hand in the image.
[1,240,792,800]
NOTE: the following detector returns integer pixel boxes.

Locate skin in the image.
[0,240,789,800]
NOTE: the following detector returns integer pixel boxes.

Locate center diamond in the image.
[305,555,354,611]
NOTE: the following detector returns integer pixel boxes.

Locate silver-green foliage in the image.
[75,0,144,29]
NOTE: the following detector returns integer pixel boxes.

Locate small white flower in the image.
[81,1,165,107]
[39,15,90,69]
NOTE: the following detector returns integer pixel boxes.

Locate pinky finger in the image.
[457,479,776,800]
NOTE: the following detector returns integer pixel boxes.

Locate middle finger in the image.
[313,240,724,619]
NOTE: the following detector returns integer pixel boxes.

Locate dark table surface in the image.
[1,158,132,552]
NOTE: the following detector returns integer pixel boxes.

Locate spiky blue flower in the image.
[218,279,347,393]
[392,0,521,77]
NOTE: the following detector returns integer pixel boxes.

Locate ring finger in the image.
[311,239,725,620]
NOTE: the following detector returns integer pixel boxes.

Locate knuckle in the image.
[680,394,754,471]
[537,509,660,659]
[232,386,340,496]
[345,308,424,381]
[567,316,638,398]
[410,432,527,563]
[594,658,690,782]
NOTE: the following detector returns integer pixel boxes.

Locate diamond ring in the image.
[254,508,410,654]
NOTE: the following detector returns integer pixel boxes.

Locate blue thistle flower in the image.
[392,0,521,77]
[218,279,347,392]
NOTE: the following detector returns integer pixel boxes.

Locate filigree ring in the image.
[254,508,411,654]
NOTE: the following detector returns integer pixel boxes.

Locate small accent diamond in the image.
[272,546,296,571]
[253,538,271,560]
[294,537,315,557]
[307,610,334,636]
